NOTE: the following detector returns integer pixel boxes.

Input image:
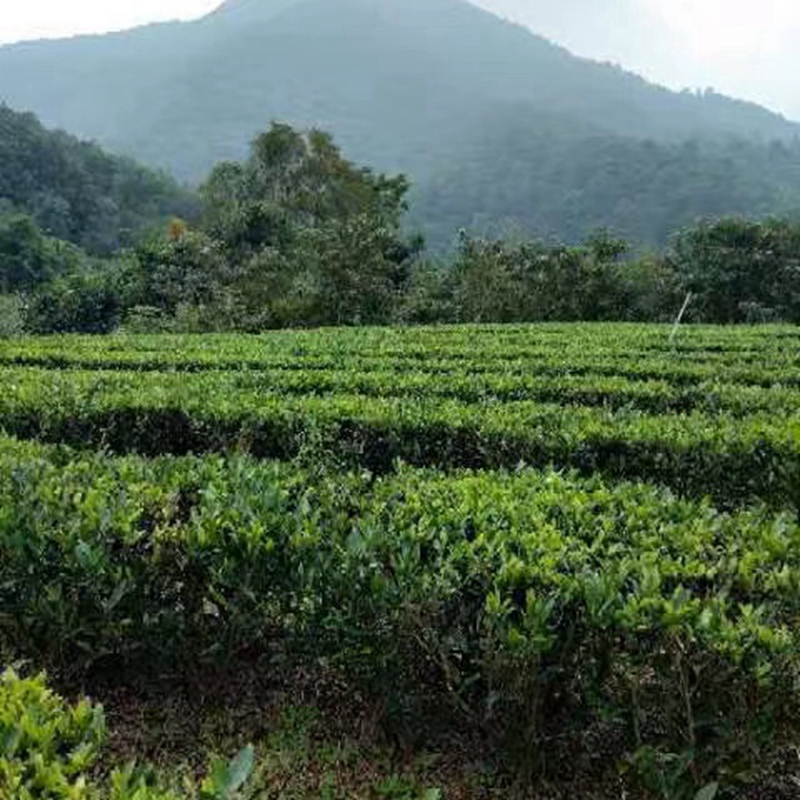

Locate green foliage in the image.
[422,218,797,326]
[0,294,24,336]
[631,745,721,800]
[0,324,799,795]
[450,230,640,322]
[122,228,230,317]
[1,0,798,254]
[287,214,417,326]
[118,306,178,335]
[0,669,254,800]
[395,260,457,325]
[669,217,800,323]
[0,669,105,799]
[372,775,441,800]
[0,433,798,793]
[0,212,86,293]
[202,125,408,249]
[200,746,254,800]
[616,252,685,322]
[196,123,418,329]
[0,324,796,509]
[0,106,197,255]
[23,271,121,334]
[0,213,52,293]
[413,126,800,249]
[3,108,798,331]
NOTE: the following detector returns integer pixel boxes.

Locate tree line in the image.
[2,121,800,334]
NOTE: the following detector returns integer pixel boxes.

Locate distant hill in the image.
[411,109,800,247]
[0,105,197,254]
[1,0,799,246]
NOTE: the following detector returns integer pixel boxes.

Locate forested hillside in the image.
[2,0,800,245]
[0,105,197,254]
[3,116,796,335]
[413,113,800,247]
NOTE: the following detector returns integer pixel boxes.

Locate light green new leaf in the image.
[695,782,719,800]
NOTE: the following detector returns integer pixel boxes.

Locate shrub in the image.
[0,669,253,800]
[0,668,105,799]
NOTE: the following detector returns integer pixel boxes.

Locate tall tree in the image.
[0,213,84,293]
[199,123,417,328]
[669,217,800,323]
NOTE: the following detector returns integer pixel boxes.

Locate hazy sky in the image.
[1,0,798,120]
[475,0,800,120]
[0,1,220,43]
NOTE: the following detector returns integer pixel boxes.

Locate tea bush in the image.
[0,669,254,799]
[1,438,799,791]
[1,323,798,796]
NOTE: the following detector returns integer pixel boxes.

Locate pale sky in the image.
[0,1,220,43]
[1,0,798,119]
[477,0,800,120]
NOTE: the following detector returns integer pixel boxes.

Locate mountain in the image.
[412,114,800,247]
[0,105,197,254]
[1,0,799,246]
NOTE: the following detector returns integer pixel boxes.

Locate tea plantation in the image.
[1,324,799,799]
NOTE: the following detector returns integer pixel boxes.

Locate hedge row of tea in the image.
[0,364,797,509]
[1,323,797,365]
[2,361,797,414]
[1,324,798,797]
[1,436,799,793]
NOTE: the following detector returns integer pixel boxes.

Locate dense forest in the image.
[0,105,197,254]
[1,109,798,335]
[2,0,800,247]
[412,113,800,248]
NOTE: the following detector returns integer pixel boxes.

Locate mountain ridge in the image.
[1,0,800,246]
[1,0,796,180]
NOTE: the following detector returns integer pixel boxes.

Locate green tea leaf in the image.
[695,782,719,800]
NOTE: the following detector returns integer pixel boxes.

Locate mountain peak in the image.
[1,0,798,247]
[212,0,292,13]
[207,0,306,22]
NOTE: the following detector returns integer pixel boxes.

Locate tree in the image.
[449,230,634,323]
[0,105,197,255]
[201,124,408,249]
[23,271,120,334]
[396,259,457,325]
[0,213,84,293]
[669,217,800,323]
[198,123,418,328]
[0,214,50,293]
[294,215,418,326]
[124,226,230,315]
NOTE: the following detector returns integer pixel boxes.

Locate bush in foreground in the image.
[0,669,254,799]
[2,439,799,796]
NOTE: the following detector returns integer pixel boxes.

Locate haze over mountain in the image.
[2,0,800,246]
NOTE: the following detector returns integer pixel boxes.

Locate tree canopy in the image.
[3,117,799,334]
[116,123,420,331]
[0,105,197,255]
